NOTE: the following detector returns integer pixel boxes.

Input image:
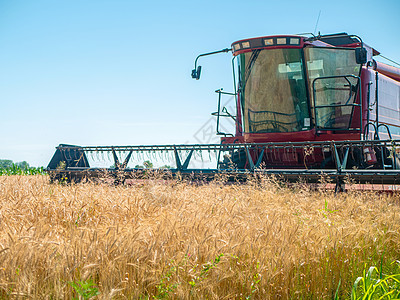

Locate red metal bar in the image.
[374,61,400,82]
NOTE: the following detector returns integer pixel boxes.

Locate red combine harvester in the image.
[47,33,400,190]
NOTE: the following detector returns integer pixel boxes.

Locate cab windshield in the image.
[239,48,310,133]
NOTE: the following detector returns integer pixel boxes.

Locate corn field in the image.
[0,175,399,299]
[0,165,45,176]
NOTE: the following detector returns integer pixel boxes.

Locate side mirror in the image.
[191,66,202,80]
[355,47,367,64]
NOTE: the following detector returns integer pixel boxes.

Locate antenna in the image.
[313,10,321,35]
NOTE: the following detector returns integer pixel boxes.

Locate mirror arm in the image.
[192,48,231,79]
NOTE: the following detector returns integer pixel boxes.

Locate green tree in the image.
[0,159,13,168]
[16,161,29,170]
[135,161,155,168]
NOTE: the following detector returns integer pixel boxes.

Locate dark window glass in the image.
[304,47,360,129]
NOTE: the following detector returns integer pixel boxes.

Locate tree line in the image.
[0,159,30,169]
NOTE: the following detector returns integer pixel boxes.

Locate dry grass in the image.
[0,175,399,299]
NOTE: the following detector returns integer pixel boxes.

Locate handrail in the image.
[212,88,236,136]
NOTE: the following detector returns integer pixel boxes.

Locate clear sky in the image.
[0,0,399,167]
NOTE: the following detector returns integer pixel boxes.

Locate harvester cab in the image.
[194,33,372,145]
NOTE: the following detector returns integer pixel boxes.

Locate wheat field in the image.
[0,175,399,299]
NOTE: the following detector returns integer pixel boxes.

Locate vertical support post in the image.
[216,89,222,135]
[173,146,182,170]
[217,148,221,169]
[332,143,349,193]
[254,148,265,169]
[122,150,133,168]
[333,144,349,172]
[375,72,379,132]
[174,147,194,171]
[335,178,345,193]
[358,77,362,137]
[245,145,255,170]
[182,149,194,170]
[112,148,121,169]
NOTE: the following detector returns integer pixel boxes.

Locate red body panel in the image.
[375,61,400,82]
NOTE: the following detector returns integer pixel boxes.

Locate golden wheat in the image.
[0,175,399,299]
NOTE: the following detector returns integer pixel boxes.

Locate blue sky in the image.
[0,0,399,166]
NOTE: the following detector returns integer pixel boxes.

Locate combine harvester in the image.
[47,33,400,191]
